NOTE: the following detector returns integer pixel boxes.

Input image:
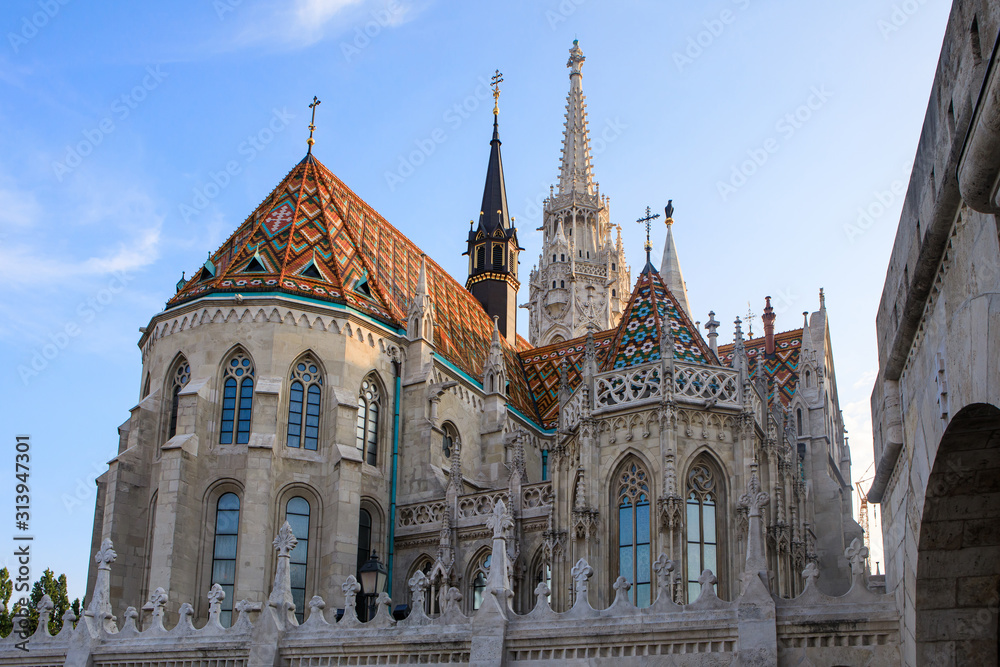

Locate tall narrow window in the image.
[285,497,310,623]
[220,351,254,444]
[686,463,718,601]
[617,462,651,607]
[476,245,486,269]
[356,508,372,620]
[796,408,803,436]
[212,493,240,627]
[168,359,191,439]
[492,244,504,270]
[288,357,322,450]
[471,552,492,611]
[356,377,380,465]
[541,450,548,481]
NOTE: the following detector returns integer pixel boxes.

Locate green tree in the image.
[15,569,79,636]
[0,568,12,637]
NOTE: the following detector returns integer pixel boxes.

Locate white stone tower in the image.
[524,40,631,346]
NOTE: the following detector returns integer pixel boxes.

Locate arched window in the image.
[686,462,719,601]
[617,462,652,607]
[288,357,322,450]
[212,493,240,627]
[553,281,557,288]
[142,373,151,399]
[442,422,458,458]
[476,245,485,269]
[492,244,503,269]
[560,280,565,288]
[796,408,803,436]
[285,497,311,623]
[470,551,492,611]
[612,263,616,271]
[552,254,556,262]
[560,253,565,262]
[356,377,381,465]
[612,289,617,298]
[220,351,254,444]
[168,358,191,439]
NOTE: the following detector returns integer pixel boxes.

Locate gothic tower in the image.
[465,93,521,344]
[524,40,631,346]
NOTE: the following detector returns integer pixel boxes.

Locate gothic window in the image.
[356,376,381,465]
[413,558,441,616]
[476,245,485,269]
[168,358,191,439]
[142,373,150,398]
[552,281,557,289]
[470,551,492,611]
[288,357,322,450]
[560,280,565,288]
[285,497,310,623]
[492,244,503,269]
[212,493,240,627]
[442,422,458,458]
[560,254,565,261]
[686,462,719,601]
[796,408,803,436]
[541,450,548,481]
[617,462,652,607]
[220,351,254,444]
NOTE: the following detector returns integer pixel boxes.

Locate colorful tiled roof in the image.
[717,329,802,407]
[169,153,542,425]
[519,330,616,429]
[605,267,716,370]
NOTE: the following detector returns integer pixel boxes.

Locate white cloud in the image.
[853,368,877,390]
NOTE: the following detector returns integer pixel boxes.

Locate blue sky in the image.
[1,0,951,600]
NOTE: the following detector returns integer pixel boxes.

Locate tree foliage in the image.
[0,569,80,638]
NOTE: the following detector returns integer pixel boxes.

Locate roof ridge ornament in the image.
[635,206,660,270]
[306,96,321,155]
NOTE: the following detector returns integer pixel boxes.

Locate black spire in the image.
[477,114,510,233]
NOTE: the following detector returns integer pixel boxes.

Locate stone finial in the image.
[33,594,54,636]
[652,554,675,598]
[273,520,298,556]
[142,587,169,632]
[269,520,299,626]
[698,569,718,593]
[704,311,720,354]
[659,319,674,358]
[408,570,429,609]
[739,464,770,589]
[444,587,462,612]
[61,608,77,632]
[802,562,820,590]
[85,538,118,633]
[571,558,594,602]
[533,581,551,609]
[234,599,261,628]
[121,607,139,633]
[739,463,770,518]
[176,603,195,632]
[342,575,362,615]
[486,498,513,540]
[207,583,226,627]
[95,538,117,569]
[733,316,743,342]
[845,538,869,576]
[612,576,632,606]
[305,595,328,625]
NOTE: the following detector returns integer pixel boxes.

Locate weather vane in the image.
[636,206,660,263]
[307,96,321,154]
[746,301,756,338]
[664,199,674,226]
[491,70,503,115]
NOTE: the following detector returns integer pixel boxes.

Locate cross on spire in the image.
[746,301,756,338]
[306,96,321,155]
[636,206,660,266]
[491,70,503,115]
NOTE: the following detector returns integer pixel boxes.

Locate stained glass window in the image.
[617,462,651,607]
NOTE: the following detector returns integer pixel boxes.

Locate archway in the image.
[916,403,1000,665]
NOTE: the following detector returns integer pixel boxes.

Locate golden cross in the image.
[307,96,321,154]
[491,70,503,115]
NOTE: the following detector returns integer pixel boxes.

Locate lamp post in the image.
[358,551,387,621]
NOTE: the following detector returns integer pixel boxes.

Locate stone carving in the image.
[307,596,328,625]
[802,562,820,590]
[533,581,551,609]
[342,575,362,618]
[408,570,429,609]
[571,558,594,603]
[269,520,299,626]
[845,537,869,580]
[612,576,632,606]
[142,587,169,632]
[207,583,225,627]
[85,538,118,633]
[595,366,663,408]
[652,554,675,601]
[120,607,139,634]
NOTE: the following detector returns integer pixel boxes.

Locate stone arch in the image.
[161,352,192,449]
[680,449,730,601]
[609,453,655,606]
[196,478,245,621]
[465,546,494,614]
[915,402,1000,665]
[283,351,327,451]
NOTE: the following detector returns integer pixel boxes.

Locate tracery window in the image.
[617,462,651,607]
[168,358,191,439]
[470,551,492,611]
[220,351,254,444]
[288,357,322,450]
[356,377,380,465]
[442,422,458,458]
[686,462,719,601]
[285,496,311,623]
[212,493,240,627]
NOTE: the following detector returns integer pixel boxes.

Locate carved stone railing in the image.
[673,362,740,408]
[561,384,590,428]
[457,490,509,520]
[521,482,554,520]
[397,500,447,529]
[574,261,608,278]
[594,365,663,411]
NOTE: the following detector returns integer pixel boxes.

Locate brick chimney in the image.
[763,296,776,356]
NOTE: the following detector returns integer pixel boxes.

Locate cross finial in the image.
[307,96,321,154]
[491,70,503,115]
[746,301,755,338]
[636,206,660,265]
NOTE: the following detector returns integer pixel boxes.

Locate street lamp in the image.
[358,551,387,621]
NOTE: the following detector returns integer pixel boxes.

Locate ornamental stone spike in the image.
[207,583,226,628]
[845,537,870,584]
[269,520,299,627]
[341,575,362,618]
[408,570,429,612]
[652,554,675,598]
[34,594,54,637]
[612,576,632,607]
[739,464,770,590]
[482,498,513,612]
[570,558,594,608]
[802,562,820,591]
[85,538,118,634]
[142,587,169,632]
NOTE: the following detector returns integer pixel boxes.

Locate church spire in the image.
[477,70,510,233]
[558,40,596,197]
[659,201,692,316]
